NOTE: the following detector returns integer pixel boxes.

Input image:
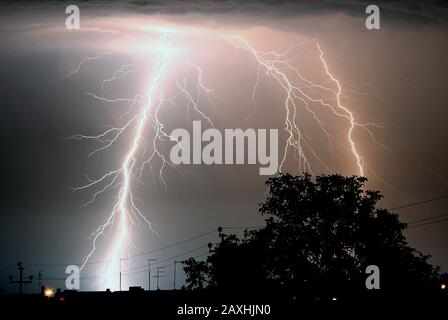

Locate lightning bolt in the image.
[65,52,112,79]
[68,32,213,290]
[316,42,364,176]
[227,36,381,176]
[67,30,382,290]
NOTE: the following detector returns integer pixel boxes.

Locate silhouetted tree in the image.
[183,173,441,300]
[182,258,209,290]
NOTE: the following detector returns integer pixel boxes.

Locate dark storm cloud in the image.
[4,0,448,23]
[126,0,448,23]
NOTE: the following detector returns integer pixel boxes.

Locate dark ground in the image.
[1,288,447,318]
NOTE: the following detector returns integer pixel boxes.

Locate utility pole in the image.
[148,259,157,291]
[38,271,42,294]
[173,260,183,290]
[153,267,165,290]
[9,262,33,295]
[119,258,127,291]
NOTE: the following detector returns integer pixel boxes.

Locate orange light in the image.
[441,284,446,290]
[44,288,55,298]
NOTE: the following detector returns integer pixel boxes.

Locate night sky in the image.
[0,0,447,292]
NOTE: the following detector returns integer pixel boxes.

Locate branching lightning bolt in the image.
[227,36,383,176]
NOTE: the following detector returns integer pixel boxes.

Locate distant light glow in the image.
[44,288,55,298]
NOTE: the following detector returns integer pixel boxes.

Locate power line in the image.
[21,227,230,269]
[123,251,211,279]
[406,211,448,225]
[123,245,209,274]
[0,265,16,273]
[21,229,218,268]
[129,229,216,258]
[389,194,448,211]
[408,216,448,229]
[35,245,212,282]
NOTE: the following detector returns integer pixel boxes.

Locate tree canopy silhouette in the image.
[182,173,442,300]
